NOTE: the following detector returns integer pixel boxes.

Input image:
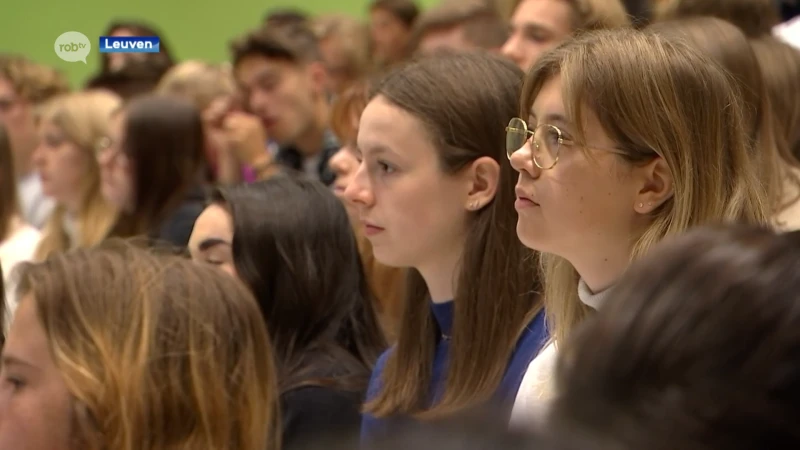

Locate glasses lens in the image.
[532,125,561,169]
[506,118,528,158]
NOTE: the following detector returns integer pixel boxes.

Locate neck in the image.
[293,102,330,158]
[418,242,465,304]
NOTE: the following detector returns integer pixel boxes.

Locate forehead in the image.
[531,75,565,116]
[512,0,573,31]
[4,296,51,367]
[357,95,438,159]
[192,204,234,239]
[418,26,469,54]
[234,55,299,86]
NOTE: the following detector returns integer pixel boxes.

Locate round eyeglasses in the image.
[505,117,567,170]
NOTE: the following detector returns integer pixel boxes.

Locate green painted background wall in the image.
[0,0,438,88]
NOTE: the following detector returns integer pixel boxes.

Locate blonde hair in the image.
[311,14,371,90]
[520,28,771,344]
[0,54,70,106]
[156,60,237,112]
[16,240,281,450]
[35,91,120,259]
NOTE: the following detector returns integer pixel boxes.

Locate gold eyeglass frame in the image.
[505,117,573,170]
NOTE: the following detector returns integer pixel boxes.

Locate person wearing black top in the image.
[188,175,387,449]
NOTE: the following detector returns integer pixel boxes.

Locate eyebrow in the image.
[198,238,231,252]
[1,355,39,371]
[359,143,398,158]
[530,112,572,129]
[520,22,554,37]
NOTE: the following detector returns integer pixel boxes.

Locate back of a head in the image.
[412,0,508,52]
[84,59,165,101]
[14,240,280,450]
[213,176,385,391]
[751,36,800,159]
[648,17,788,211]
[263,8,310,27]
[655,0,780,37]
[550,225,800,449]
[122,94,206,228]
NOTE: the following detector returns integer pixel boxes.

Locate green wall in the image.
[0,0,438,88]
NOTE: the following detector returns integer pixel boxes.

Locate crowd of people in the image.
[1,0,800,449]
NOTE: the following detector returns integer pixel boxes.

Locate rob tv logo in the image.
[99,35,160,53]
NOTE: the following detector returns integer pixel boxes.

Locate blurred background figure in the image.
[0,55,69,229]
[412,0,509,55]
[0,123,39,328]
[312,14,372,96]
[32,90,120,261]
[369,0,420,68]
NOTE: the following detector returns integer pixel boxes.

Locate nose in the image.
[509,141,541,179]
[31,143,46,168]
[343,160,374,208]
[501,34,524,69]
[329,147,348,176]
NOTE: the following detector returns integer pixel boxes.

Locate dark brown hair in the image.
[109,95,206,240]
[0,122,18,240]
[212,176,387,393]
[263,8,310,27]
[100,20,175,74]
[231,23,322,67]
[751,36,800,161]
[370,0,421,27]
[15,239,280,450]
[649,17,800,213]
[364,51,542,419]
[412,0,509,51]
[655,0,780,37]
[84,58,166,100]
[550,225,800,449]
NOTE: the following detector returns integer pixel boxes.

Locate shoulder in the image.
[509,341,559,427]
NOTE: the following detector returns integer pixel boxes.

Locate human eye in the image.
[377,160,396,174]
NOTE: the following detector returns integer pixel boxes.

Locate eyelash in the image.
[3,375,25,391]
[377,160,395,174]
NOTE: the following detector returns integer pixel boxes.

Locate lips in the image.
[515,186,538,205]
[360,220,385,237]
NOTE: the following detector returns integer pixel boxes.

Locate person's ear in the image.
[633,156,673,214]
[463,156,500,211]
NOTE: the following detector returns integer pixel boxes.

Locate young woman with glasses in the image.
[507,28,771,423]
[344,51,547,443]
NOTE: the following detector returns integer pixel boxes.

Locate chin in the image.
[370,245,412,269]
[516,221,549,252]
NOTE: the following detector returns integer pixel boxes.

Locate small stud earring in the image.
[638,203,643,208]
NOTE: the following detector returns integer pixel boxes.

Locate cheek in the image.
[0,379,73,450]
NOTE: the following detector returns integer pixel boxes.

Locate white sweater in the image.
[509,279,611,427]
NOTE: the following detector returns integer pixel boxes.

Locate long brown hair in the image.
[213,177,387,394]
[0,123,18,241]
[109,95,206,240]
[654,0,780,37]
[520,28,770,347]
[16,240,280,450]
[364,51,542,419]
[751,36,800,162]
[649,17,800,215]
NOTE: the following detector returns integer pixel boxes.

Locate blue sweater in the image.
[360,301,548,444]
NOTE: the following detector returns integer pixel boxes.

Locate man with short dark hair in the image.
[231,24,338,186]
[413,0,509,54]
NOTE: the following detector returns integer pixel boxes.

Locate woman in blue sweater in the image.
[344,51,548,443]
